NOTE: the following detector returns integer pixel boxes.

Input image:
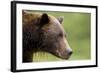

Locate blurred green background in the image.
[27,10,91,62]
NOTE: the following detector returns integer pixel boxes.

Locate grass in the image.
[33,52,62,62]
[69,39,91,60]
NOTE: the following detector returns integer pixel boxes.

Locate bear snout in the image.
[66,49,73,55]
[61,49,73,59]
[68,51,73,55]
[66,48,73,55]
[56,48,72,60]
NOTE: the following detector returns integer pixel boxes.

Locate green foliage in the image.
[32,11,91,62]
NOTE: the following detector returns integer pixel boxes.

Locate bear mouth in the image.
[53,54,71,60]
[49,51,72,60]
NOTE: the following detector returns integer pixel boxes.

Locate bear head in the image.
[23,10,72,60]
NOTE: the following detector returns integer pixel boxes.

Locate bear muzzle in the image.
[56,48,73,60]
[62,49,73,59]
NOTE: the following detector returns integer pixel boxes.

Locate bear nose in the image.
[66,48,73,55]
[61,49,72,59]
[68,51,73,55]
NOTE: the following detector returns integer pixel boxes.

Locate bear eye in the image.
[59,33,63,37]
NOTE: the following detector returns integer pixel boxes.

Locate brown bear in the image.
[22,10,72,62]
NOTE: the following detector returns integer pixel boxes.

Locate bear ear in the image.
[57,16,64,24]
[40,13,49,26]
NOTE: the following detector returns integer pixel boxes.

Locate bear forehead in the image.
[42,19,65,34]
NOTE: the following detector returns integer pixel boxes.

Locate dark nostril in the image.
[68,51,73,55]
